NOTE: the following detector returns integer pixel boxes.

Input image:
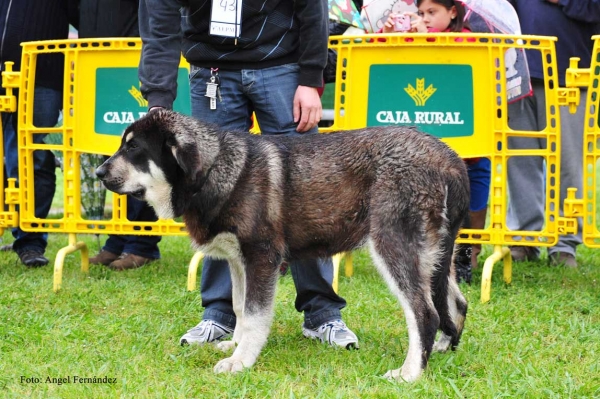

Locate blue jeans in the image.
[102,195,161,259]
[467,157,491,212]
[189,64,347,329]
[2,86,59,254]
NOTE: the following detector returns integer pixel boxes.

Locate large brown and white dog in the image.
[96,109,470,382]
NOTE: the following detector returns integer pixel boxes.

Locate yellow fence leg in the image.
[53,233,89,292]
[187,251,204,291]
[331,252,354,293]
[344,252,353,277]
[332,253,343,293]
[480,245,512,303]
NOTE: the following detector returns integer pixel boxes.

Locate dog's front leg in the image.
[214,251,279,373]
[215,257,245,353]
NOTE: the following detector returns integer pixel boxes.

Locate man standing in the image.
[138,0,359,348]
[0,0,77,267]
[507,0,600,267]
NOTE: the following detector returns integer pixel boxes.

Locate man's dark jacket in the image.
[0,0,78,93]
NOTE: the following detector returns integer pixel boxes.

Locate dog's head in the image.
[96,110,220,219]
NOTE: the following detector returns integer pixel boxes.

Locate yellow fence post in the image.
[53,233,89,292]
[0,61,20,234]
[566,36,600,248]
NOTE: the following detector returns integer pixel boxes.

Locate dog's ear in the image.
[166,135,202,181]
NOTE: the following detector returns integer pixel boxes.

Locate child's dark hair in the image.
[416,0,469,32]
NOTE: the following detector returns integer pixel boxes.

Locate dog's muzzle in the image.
[95,163,108,180]
[95,162,146,200]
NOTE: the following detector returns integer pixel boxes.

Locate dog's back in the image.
[260,127,470,262]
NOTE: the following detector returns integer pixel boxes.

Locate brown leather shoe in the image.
[89,250,120,266]
[510,246,539,262]
[549,252,577,268]
[108,253,154,271]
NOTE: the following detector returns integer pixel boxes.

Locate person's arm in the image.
[292,0,328,132]
[138,0,182,110]
[550,0,600,23]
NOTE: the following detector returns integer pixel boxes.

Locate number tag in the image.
[210,0,243,38]
[205,82,218,99]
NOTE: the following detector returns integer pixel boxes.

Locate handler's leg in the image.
[291,258,358,349]
[548,89,585,266]
[180,67,251,345]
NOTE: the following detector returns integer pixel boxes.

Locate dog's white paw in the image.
[433,333,452,353]
[383,367,421,383]
[215,340,236,352]
[214,357,246,374]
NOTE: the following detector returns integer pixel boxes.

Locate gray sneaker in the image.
[302,319,359,349]
[180,320,234,345]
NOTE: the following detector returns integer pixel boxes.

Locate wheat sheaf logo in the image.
[129,85,148,107]
[404,78,436,106]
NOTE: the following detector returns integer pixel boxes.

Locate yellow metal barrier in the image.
[322,33,564,301]
[566,36,600,247]
[3,38,344,292]
[7,38,194,290]
[2,35,575,302]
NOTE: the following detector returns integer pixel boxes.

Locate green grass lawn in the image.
[1,228,599,398]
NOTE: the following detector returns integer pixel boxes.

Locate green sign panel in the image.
[95,68,191,136]
[367,64,474,138]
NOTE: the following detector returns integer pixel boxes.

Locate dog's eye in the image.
[127,142,138,151]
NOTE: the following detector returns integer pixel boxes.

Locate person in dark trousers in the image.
[138,0,359,349]
[0,0,78,267]
[506,0,600,268]
[79,0,162,271]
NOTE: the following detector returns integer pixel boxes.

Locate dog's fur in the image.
[96,110,470,382]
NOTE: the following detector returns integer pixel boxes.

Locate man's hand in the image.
[293,85,322,132]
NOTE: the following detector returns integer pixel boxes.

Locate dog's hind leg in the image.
[447,275,467,349]
[431,233,458,353]
[368,235,440,383]
[433,194,469,353]
[214,245,280,374]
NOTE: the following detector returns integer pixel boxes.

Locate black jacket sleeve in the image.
[294,0,329,87]
[138,0,182,109]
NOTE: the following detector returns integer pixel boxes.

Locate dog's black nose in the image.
[95,165,107,179]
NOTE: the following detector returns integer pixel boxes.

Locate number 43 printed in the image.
[210,0,243,38]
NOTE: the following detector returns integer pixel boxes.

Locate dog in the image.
[96,109,470,382]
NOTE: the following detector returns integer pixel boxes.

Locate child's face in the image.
[417,0,457,31]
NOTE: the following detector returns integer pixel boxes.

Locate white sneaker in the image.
[302,319,359,349]
[180,320,234,345]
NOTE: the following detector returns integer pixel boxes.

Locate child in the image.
[382,0,469,34]
[381,0,491,283]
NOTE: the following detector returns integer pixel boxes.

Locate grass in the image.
[2,157,600,398]
[1,228,599,398]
